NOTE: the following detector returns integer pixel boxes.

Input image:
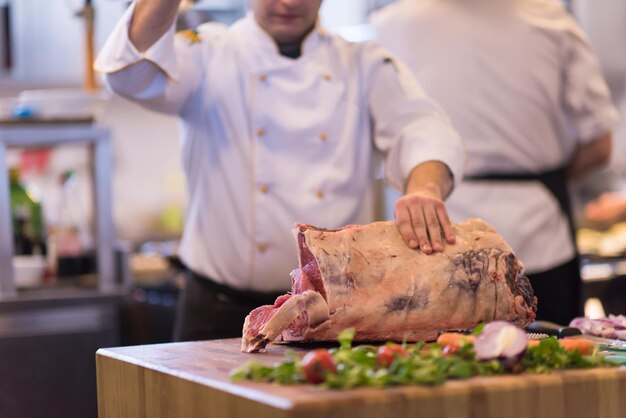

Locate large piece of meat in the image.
[241,219,537,353]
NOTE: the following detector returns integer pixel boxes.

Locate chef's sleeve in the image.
[562,28,619,144]
[364,43,465,192]
[94,2,209,115]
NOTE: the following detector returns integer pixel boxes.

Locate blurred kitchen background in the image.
[0,1,624,417]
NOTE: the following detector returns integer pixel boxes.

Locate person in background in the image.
[96,0,465,341]
[372,0,619,325]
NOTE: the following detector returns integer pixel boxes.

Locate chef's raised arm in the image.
[94,1,208,115]
[364,44,465,252]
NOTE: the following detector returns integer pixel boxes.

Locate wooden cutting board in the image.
[96,338,626,418]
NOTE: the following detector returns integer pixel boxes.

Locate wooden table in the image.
[96,339,626,418]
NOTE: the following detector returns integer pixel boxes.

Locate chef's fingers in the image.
[436,205,455,244]
[395,203,419,249]
[423,204,443,252]
[408,203,433,254]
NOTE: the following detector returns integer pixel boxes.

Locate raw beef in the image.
[241,219,537,353]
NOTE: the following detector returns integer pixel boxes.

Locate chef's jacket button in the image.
[319,133,328,142]
[257,243,267,253]
[316,189,324,199]
[259,184,269,194]
[259,74,267,82]
[256,128,265,138]
[323,73,332,81]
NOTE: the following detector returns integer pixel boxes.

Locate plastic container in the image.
[13,255,47,288]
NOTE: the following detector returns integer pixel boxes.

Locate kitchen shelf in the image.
[0,122,115,296]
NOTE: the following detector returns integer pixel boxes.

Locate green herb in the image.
[337,328,355,351]
[521,337,614,373]
[471,323,485,336]
[231,331,617,389]
[229,359,306,384]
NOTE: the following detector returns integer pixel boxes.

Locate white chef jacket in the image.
[372,0,619,274]
[95,3,464,292]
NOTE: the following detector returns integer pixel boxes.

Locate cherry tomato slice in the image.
[301,349,337,384]
[376,344,409,368]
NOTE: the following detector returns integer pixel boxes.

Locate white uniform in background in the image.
[372,0,619,275]
[95,4,464,292]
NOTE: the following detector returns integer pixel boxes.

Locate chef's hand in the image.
[395,162,456,254]
[584,192,626,225]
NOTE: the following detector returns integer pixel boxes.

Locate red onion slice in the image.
[608,315,626,328]
[570,316,626,340]
[474,321,527,365]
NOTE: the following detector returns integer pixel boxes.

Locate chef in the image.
[95,0,464,341]
[372,0,619,324]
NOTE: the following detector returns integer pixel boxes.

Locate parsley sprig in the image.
[522,337,612,373]
[230,328,616,389]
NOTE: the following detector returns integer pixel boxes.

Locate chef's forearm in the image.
[405,161,454,199]
[130,0,182,52]
[568,132,612,181]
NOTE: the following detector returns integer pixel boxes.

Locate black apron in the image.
[466,166,582,323]
[466,166,578,255]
